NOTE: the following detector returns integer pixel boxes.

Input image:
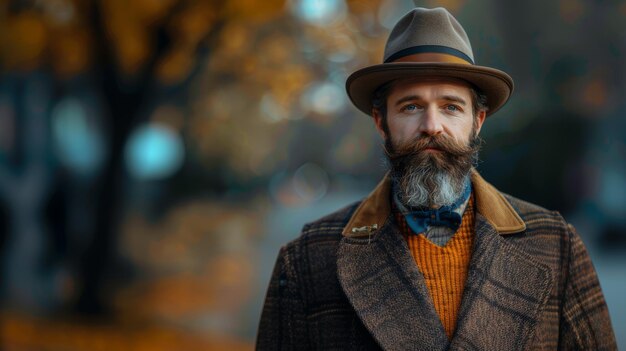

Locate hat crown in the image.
[384,7,474,64]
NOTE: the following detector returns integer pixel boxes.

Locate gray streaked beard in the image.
[385,132,481,208]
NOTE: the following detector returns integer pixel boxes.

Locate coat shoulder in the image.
[498,192,572,272]
[502,193,567,226]
[281,200,362,253]
[301,201,360,239]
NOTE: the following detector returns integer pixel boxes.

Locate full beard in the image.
[385,131,481,208]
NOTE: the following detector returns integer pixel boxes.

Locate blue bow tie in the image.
[403,183,471,235]
[405,208,463,234]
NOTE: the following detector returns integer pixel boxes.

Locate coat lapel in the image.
[337,220,450,350]
[449,213,553,350]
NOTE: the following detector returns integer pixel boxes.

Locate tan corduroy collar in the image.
[342,170,526,237]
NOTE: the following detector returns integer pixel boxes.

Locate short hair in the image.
[371,80,488,120]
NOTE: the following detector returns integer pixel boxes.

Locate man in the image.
[257,7,616,350]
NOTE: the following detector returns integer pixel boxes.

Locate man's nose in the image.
[417,107,444,136]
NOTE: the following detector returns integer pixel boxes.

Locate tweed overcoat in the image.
[257,171,617,350]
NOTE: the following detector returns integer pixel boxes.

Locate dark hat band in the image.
[384,45,474,65]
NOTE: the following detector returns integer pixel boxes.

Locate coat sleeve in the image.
[256,245,309,350]
[558,224,617,350]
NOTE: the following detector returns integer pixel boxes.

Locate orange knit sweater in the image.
[395,196,475,339]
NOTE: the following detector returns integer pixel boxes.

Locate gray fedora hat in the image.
[346,7,513,117]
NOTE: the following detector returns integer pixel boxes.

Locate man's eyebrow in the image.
[393,94,467,106]
[393,95,421,106]
[440,95,467,105]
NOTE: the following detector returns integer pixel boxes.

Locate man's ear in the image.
[372,109,387,139]
[474,110,487,135]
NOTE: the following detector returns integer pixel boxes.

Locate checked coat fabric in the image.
[256,171,617,350]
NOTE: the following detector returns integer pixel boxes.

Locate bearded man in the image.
[257,7,616,350]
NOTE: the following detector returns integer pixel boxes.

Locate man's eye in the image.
[445,104,461,112]
[402,104,419,112]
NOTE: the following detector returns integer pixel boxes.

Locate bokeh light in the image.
[269,163,330,207]
[259,93,288,123]
[293,162,329,203]
[301,81,346,116]
[125,123,185,180]
[290,0,347,26]
[52,97,105,177]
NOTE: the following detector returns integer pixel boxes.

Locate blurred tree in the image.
[0,0,285,315]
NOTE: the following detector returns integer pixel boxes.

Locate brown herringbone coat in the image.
[257,171,617,350]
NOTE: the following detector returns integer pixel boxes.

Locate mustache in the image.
[384,134,475,161]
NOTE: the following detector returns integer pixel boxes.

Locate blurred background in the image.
[0,0,624,349]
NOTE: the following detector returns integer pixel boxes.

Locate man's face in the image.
[373,78,486,147]
[371,78,487,207]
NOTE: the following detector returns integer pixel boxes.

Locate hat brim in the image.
[346,63,514,117]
